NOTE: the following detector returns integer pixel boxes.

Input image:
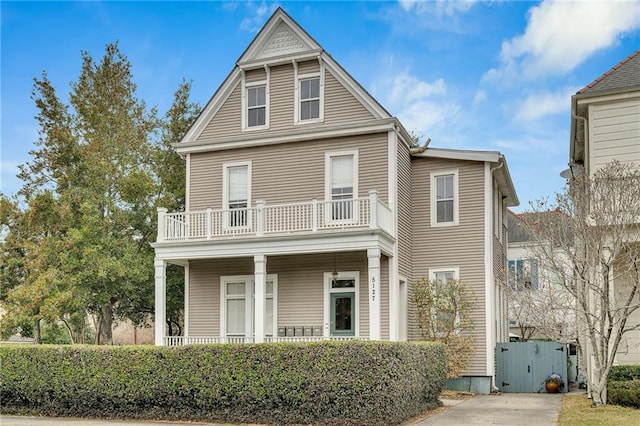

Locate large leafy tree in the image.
[0,43,199,344]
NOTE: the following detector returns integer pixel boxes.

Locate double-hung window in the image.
[299,77,320,121]
[326,151,358,222]
[224,162,251,228]
[222,275,277,339]
[430,170,459,227]
[247,85,266,127]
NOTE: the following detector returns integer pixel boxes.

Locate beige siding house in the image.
[152,8,518,394]
[570,50,640,370]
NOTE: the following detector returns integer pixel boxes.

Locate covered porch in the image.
[155,251,392,346]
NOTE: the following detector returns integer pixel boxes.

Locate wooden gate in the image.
[496,341,568,393]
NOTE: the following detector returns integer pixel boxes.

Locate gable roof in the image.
[179,7,393,146]
[576,49,640,96]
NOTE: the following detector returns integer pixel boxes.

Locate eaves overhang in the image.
[174,118,398,154]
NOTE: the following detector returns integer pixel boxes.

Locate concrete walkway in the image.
[415,393,563,425]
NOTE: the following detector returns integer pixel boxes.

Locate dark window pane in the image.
[334,297,352,331]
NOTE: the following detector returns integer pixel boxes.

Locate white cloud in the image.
[387,73,447,105]
[239,1,279,33]
[514,87,579,122]
[494,0,640,80]
[373,69,460,139]
[399,0,478,16]
[473,89,486,105]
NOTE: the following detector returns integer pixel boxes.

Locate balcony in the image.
[156,190,393,243]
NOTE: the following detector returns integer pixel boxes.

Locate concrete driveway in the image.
[415,393,563,425]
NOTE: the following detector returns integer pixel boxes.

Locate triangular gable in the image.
[238,9,321,66]
[180,7,391,146]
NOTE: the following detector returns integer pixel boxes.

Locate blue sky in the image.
[2,1,640,212]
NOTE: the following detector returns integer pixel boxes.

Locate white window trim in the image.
[222,161,252,231]
[220,274,278,338]
[241,68,270,131]
[430,169,459,227]
[293,60,324,125]
[324,150,359,224]
[323,271,360,337]
[428,267,460,283]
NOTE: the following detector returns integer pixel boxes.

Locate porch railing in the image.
[164,335,368,346]
[157,190,393,242]
[164,336,255,346]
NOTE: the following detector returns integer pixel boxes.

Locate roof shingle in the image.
[577,49,640,95]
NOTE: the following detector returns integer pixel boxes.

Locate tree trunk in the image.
[33,319,41,344]
[98,304,114,345]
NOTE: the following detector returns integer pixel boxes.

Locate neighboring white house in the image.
[152,7,519,394]
[569,50,640,375]
[506,210,576,343]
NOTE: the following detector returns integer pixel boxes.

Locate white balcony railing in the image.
[164,335,368,346]
[157,190,393,242]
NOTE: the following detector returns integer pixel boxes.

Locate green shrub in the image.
[607,379,640,408]
[0,341,446,425]
[607,366,640,408]
[608,365,640,381]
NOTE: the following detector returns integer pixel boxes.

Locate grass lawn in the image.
[559,394,640,425]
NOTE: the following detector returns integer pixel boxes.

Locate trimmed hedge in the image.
[608,365,640,408]
[0,341,447,425]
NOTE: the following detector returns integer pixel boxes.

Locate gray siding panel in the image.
[199,83,242,142]
[188,258,254,336]
[324,71,374,123]
[298,60,319,75]
[269,64,294,131]
[188,133,389,210]
[411,157,488,375]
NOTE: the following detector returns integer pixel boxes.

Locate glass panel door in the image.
[330,292,355,336]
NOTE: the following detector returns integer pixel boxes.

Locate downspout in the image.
[488,159,503,392]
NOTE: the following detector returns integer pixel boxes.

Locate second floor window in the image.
[330,154,354,221]
[431,170,459,227]
[226,163,249,227]
[247,85,266,127]
[300,77,320,120]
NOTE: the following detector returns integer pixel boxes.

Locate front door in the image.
[330,292,355,336]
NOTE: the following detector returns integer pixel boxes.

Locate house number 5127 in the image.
[371,277,376,301]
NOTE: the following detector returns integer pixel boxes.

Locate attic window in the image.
[247,85,266,127]
[300,77,320,120]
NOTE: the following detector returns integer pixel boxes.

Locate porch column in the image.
[254,254,267,343]
[367,248,381,340]
[154,259,167,346]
